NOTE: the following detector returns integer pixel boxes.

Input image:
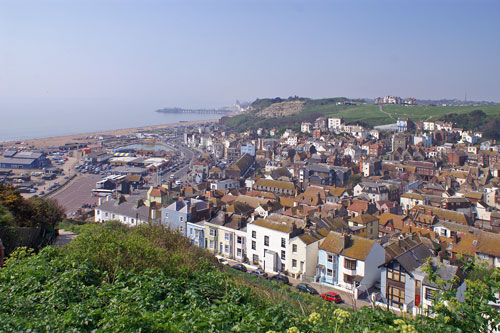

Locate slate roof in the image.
[97,200,150,220]
[0,157,36,165]
[387,243,433,275]
[384,235,425,260]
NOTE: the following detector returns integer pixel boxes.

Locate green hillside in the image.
[0,221,498,332]
[225,97,500,133]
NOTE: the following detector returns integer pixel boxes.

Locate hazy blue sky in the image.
[1,0,499,110]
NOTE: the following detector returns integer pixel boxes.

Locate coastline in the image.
[1,118,219,149]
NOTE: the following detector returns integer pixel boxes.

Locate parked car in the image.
[217,258,228,265]
[321,292,343,303]
[248,269,267,278]
[296,283,319,295]
[269,274,290,285]
[38,191,45,195]
[231,264,247,272]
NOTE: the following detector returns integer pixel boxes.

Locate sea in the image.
[0,101,222,142]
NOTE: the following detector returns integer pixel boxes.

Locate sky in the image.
[1,0,500,111]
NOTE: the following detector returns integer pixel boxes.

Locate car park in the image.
[321,292,343,303]
[296,283,319,295]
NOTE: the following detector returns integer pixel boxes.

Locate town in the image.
[2,105,500,317]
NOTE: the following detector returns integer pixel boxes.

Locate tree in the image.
[28,197,65,229]
[0,204,13,227]
[423,257,500,332]
[118,195,127,204]
[347,174,362,187]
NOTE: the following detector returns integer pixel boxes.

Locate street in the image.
[222,257,371,310]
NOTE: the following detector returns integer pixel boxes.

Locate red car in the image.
[321,292,343,303]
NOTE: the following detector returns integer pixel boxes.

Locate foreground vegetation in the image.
[0,221,499,332]
[0,184,64,254]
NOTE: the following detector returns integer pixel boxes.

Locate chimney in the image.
[340,232,350,250]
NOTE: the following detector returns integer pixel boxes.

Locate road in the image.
[223,257,371,310]
[156,143,199,184]
[50,174,101,214]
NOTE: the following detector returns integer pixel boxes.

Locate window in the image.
[252,254,259,264]
[237,248,242,257]
[209,228,217,237]
[165,213,168,218]
[123,217,127,222]
[281,238,286,248]
[179,216,184,222]
[209,240,215,249]
[225,233,231,241]
[327,254,334,263]
[264,236,269,246]
[292,244,298,253]
[388,286,405,307]
[97,210,100,215]
[281,250,286,260]
[387,267,405,283]
[237,236,243,244]
[131,219,134,224]
[179,226,184,233]
[344,274,354,284]
[327,268,333,277]
[252,241,256,250]
[252,231,256,239]
[112,214,115,219]
[344,259,356,270]
[281,263,285,271]
[105,212,108,217]
[292,259,297,268]
[224,245,229,253]
[425,288,435,301]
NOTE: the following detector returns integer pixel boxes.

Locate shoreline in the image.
[1,118,219,149]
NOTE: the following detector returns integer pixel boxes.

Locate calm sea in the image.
[0,99,222,142]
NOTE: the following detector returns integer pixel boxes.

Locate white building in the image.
[328,118,343,130]
[423,121,435,131]
[288,229,329,281]
[94,198,150,226]
[301,122,312,134]
[210,179,240,190]
[246,214,305,274]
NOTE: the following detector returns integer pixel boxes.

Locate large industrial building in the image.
[0,149,50,169]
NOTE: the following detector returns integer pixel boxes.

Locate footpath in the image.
[53,229,77,247]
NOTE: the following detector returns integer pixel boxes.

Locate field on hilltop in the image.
[225,97,500,132]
